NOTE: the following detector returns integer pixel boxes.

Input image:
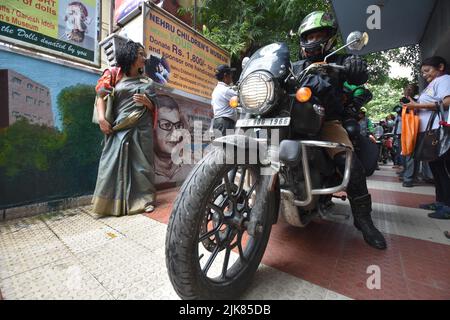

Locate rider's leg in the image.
[320,120,387,250]
[334,151,387,249]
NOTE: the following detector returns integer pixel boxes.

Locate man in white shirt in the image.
[211,64,237,136]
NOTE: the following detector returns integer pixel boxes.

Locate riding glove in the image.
[344,55,369,85]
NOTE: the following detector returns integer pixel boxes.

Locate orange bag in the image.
[401,106,419,156]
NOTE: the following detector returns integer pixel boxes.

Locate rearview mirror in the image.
[346,31,369,51]
[324,31,369,63]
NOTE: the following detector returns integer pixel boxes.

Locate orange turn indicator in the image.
[229,96,239,108]
[296,87,312,103]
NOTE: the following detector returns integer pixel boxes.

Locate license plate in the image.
[236,117,291,128]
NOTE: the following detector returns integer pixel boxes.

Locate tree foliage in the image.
[0,119,64,176]
[364,52,390,85]
[57,84,103,165]
[192,0,330,63]
[386,44,421,81]
[364,45,420,114]
[366,79,405,121]
[0,84,102,206]
[192,0,421,86]
[365,45,420,85]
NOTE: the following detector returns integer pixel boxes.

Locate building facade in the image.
[0,69,53,128]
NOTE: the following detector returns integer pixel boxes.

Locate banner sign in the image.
[144,5,230,99]
[114,0,144,25]
[0,0,100,65]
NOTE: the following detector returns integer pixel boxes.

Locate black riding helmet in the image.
[298,11,338,59]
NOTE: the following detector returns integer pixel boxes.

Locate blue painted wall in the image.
[0,49,99,129]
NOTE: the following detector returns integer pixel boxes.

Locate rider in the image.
[293,11,387,249]
[357,106,377,143]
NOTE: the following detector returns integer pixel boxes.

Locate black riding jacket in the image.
[292,54,369,121]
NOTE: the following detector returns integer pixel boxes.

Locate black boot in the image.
[350,194,387,250]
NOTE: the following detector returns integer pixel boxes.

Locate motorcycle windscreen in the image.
[355,135,379,177]
[240,42,290,80]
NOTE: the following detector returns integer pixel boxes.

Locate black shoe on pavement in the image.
[350,194,387,250]
[402,181,413,187]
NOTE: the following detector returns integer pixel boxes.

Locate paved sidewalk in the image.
[1,165,449,300]
[0,190,348,300]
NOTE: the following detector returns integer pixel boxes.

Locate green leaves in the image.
[386,45,421,80]
[0,84,101,177]
[364,45,420,86]
[197,0,331,62]
[364,52,390,85]
[0,119,64,176]
[0,83,102,205]
[366,79,405,121]
[57,84,102,166]
[196,0,420,87]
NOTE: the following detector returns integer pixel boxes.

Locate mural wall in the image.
[153,90,212,188]
[0,49,102,207]
[0,49,213,207]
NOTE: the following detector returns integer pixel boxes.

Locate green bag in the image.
[92,89,114,124]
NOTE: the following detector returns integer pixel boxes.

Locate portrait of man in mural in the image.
[64,1,91,43]
[146,54,171,85]
[154,94,193,184]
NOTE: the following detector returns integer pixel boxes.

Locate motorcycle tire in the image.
[165,148,278,300]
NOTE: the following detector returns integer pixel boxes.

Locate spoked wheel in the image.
[165,149,278,300]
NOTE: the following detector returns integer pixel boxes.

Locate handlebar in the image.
[327,63,346,71]
[295,62,346,83]
[382,133,395,138]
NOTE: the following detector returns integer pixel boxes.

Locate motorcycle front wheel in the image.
[165,148,278,300]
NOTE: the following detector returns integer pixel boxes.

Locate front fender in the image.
[211,134,271,167]
[211,134,267,152]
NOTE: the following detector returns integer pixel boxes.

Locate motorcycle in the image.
[373,125,395,164]
[165,31,372,299]
[381,133,395,164]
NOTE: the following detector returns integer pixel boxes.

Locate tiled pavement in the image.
[0,165,449,300]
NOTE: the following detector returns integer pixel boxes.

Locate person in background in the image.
[380,116,395,164]
[358,107,377,143]
[400,83,419,187]
[146,54,170,85]
[211,64,238,136]
[92,40,157,216]
[404,56,450,219]
[386,114,396,131]
[417,161,434,184]
[391,105,404,169]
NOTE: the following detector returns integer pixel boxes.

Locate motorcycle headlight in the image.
[239,71,276,115]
